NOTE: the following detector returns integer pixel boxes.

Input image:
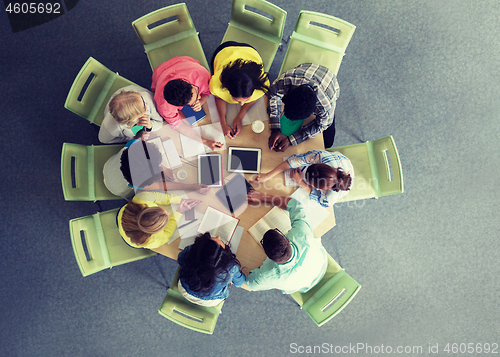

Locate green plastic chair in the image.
[222,0,286,71]
[327,135,404,202]
[158,268,224,334]
[65,57,140,126]
[279,11,356,76]
[291,253,361,327]
[70,208,157,277]
[132,3,209,71]
[61,143,125,201]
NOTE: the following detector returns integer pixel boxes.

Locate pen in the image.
[177,219,198,230]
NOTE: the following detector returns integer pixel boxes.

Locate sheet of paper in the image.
[162,138,182,169]
[206,95,220,123]
[229,226,244,255]
[200,123,227,152]
[290,188,330,230]
[226,96,268,127]
[179,126,206,158]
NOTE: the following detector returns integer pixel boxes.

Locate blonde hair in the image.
[121,202,169,245]
[108,90,144,128]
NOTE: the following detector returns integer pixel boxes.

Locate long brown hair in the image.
[121,202,169,245]
[305,164,352,192]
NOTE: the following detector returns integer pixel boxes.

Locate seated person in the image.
[254,150,354,207]
[103,138,208,199]
[209,41,270,139]
[118,191,200,249]
[177,232,246,306]
[245,192,328,293]
[267,63,340,151]
[152,56,222,151]
[99,85,163,144]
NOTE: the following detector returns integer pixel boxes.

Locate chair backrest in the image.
[223,0,286,72]
[230,0,286,40]
[302,270,361,327]
[70,208,157,277]
[279,11,355,75]
[327,135,403,201]
[369,135,404,196]
[61,143,125,201]
[132,3,209,70]
[65,57,138,126]
[158,269,224,334]
[290,252,360,327]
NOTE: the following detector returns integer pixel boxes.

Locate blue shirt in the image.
[245,199,328,294]
[178,246,246,300]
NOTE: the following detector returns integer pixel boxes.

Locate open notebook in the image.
[197,206,239,245]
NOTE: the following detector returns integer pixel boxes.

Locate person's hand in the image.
[161,166,175,182]
[222,122,235,139]
[190,183,210,195]
[203,138,223,151]
[138,114,152,129]
[290,168,303,184]
[191,100,202,112]
[232,116,243,138]
[252,172,272,183]
[136,130,150,141]
[268,130,286,151]
[274,135,291,152]
[246,190,268,205]
[178,199,202,213]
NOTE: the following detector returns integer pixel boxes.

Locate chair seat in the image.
[158,269,224,334]
[333,144,377,202]
[280,38,345,75]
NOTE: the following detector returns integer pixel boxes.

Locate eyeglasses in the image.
[260,228,285,246]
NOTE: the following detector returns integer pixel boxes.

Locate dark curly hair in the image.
[220,59,269,99]
[179,232,241,296]
[305,164,352,192]
[261,229,292,264]
[283,84,317,120]
[120,140,163,188]
[163,79,193,106]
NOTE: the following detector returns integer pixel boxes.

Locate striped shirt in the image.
[268,63,340,146]
[287,150,354,207]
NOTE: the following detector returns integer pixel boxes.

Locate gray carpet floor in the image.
[1,0,499,356]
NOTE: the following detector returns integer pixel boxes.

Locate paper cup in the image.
[252,120,265,133]
[177,169,187,180]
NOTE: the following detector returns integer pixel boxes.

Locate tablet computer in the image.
[216,174,255,213]
[198,154,223,187]
[227,147,261,174]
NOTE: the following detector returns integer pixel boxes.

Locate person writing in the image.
[253,150,354,207]
[209,41,269,139]
[267,63,340,152]
[244,192,328,293]
[177,232,246,306]
[118,191,201,249]
[152,56,223,151]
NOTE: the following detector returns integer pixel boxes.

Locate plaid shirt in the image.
[268,63,339,146]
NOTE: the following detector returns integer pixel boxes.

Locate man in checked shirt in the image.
[267,63,339,152]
